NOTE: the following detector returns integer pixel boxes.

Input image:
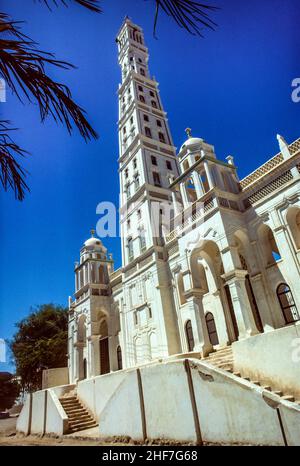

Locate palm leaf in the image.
[35,0,102,13]
[0,14,98,141]
[0,121,29,201]
[153,0,218,37]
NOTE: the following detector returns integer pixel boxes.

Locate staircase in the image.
[205,347,300,405]
[59,393,98,433]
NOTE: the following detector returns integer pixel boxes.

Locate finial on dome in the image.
[185,127,192,138]
[90,229,95,238]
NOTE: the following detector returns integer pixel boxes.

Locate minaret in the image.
[116,17,180,266]
[116,18,181,366]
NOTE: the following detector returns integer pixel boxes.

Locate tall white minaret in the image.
[116,17,180,267]
[116,18,181,366]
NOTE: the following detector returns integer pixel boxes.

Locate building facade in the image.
[68,18,300,384]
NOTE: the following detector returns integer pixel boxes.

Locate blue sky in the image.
[0,0,299,372]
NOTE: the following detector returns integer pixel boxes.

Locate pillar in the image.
[203,160,214,190]
[180,182,189,208]
[249,273,276,331]
[192,171,204,199]
[223,270,260,340]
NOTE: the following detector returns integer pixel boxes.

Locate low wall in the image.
[16,384,74,436]
[232,323,300,398]
[77,359,300,446]
[42,367,69,389]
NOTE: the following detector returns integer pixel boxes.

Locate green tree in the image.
[9,304,68,392]
[0,372,21,411]
[0,1,217,200]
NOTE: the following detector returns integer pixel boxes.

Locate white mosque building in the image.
[18,18,300,445]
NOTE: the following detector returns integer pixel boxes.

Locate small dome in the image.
[84,237,103,248]
[83,230,107,253]
[180,137,203,153]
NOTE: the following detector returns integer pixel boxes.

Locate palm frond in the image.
[0,14,98,141]
[35,0,102,13]
[0,121,29,201]
[153,0,218,37]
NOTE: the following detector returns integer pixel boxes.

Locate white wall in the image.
[232,323,300,398]
[42,367,69,389]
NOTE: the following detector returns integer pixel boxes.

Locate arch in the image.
[183,160,189,172]
[117,345,122,370]
[185,177,197,203]
[205,312,219,346]
[277,283,299,324]
[257,224,281,266]
[185,320,195,352]
[286,206,300,250]
[190,253,209,293]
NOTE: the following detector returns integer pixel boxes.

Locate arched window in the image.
[139,94,145,103]
[205,312,219,346]
[117,346,122,370]
[185,320,195,352]
[277,284,299,324]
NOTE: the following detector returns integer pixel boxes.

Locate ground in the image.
[0,417,127,446]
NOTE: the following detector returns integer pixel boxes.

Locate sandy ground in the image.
[0,417,129,446]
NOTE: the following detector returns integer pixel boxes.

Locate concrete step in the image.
[233,372,241,377]
[262,386,272,391]
[69,423,98,433]
[69,417,94,427]
[281,395,295,402]
[69,420,97,430]
[251,381,261,386]
[273,391,284,397]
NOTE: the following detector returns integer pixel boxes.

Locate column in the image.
[180,182,189,208]
[223,270,260,339]
[249,273,276,331]
[192,171,204,199]
[203,160,214,190]
[89,335,101,377]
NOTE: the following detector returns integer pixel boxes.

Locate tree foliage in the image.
[9,304,68,392]
[0,372,21,411]
[0,1,217,200]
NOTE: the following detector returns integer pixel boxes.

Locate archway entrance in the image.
[83,358,87,379]
[205,312,219,346]
[185,320,195,352]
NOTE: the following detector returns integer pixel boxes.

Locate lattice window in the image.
[247,171,293,205]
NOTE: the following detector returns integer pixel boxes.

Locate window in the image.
[134,311,138,325]
[148,306,152,319]
[138,58,142,63]
[143,114,149,122]
[117,346,122,370]
[139,95,145,103]
[124,168,129,179]
[127,237,134,261]
[130,117,134,125]
[151,155,157,165]
[127,219,131,230]
[150,91,155,97]
[166,160,172,170]
[125,184,130,199]
[153,172,161,187]
[145,127,152,138]
[128,87,131,94]
[205,313,219,346]
[277,284,299,324]
[137,209,141,220]
[123,126,126,134]
[140,68,145,76]
[133,158,137,169]
[139,229,146,252]
[138,85,143,92]
[185,320,195,352]
[134,175,140,191]
[159,132,165,143]
[151,100,157,108]
[156,119,162,127]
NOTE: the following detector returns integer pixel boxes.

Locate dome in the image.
[180,136,203,153]
[83,231,106,252]
[84,237,103,248]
